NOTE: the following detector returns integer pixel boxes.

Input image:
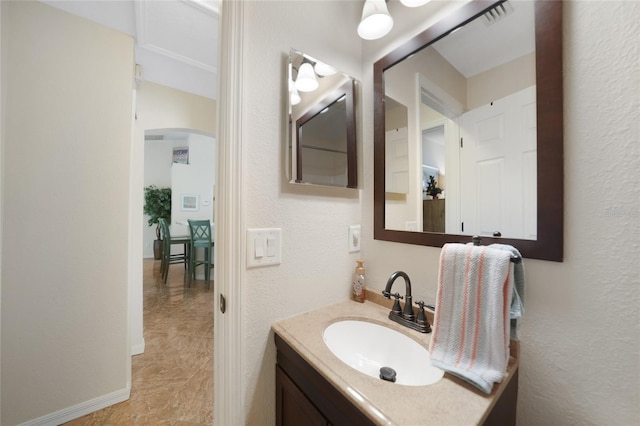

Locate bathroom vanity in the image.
[272,300,518,425]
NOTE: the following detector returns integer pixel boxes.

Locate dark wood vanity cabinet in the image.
[275,333,517,426]
[276,365,329,426]
[275,334,376,426]
[423,199,445,233]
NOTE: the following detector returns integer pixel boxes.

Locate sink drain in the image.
[379,366,397,383]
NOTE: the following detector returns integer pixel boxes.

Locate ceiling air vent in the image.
[482,1,514,26]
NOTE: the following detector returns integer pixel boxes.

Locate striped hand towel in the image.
[429,243,514,394]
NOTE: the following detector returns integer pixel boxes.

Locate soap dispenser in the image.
[352,259,366,303]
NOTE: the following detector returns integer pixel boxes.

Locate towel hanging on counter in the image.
[429,243,514,394]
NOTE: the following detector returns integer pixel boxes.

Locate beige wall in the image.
[467,52,536,110]
[1,1,133,423]
[136,81,216,133]
[361,1,639,425]
[241,1,362,424]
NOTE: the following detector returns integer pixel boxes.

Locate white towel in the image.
[429,243,514,394]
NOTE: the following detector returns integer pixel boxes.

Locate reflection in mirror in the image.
[374,0,564,261]
[287,49,357,188]
[383,0,535,239]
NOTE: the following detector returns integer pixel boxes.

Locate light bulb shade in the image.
[314,61,337,77]
[290,91,301,106]
[295,63,319,92]
[358,0,393,40]
[288,79,301,105]
[400,0,431,7]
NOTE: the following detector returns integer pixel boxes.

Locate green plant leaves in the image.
[143,185,172,227]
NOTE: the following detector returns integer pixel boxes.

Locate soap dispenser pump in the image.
[352,259,366,303]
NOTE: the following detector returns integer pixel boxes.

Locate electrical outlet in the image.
[348,225,361,253]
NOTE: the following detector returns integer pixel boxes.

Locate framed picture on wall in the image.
[181,194,199,211]
[173,146,189,164]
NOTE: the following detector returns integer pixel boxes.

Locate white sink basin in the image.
[323,320,444,386]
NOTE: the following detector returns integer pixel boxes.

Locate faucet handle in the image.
[382,290,403,300]
[390,292,403,315]
[415,300,432,332]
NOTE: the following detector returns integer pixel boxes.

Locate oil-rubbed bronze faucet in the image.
[382,271,431,333]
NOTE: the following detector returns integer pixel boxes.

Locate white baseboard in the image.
[132,338,145,356]
[20,387,130,426]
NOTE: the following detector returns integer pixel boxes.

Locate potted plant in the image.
[424,175,443,199]
[143,185,172,260]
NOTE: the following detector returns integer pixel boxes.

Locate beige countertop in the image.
[271,299,518,426]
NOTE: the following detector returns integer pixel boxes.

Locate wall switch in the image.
[348,225,361,253]
[247,228,282,268]
[266,237,276,257]
[254,238,264,258]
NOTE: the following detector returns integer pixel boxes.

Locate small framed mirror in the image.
[287,49,358,188]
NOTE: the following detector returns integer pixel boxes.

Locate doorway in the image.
[130,81,217,420]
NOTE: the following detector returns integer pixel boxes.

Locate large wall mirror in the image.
[374,0,563,261]
[287,49,358,188]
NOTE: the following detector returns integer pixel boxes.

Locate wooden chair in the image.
[187,219,214,289]
[159,218,189,284]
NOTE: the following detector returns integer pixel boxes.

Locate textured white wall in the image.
[241,1,363,424]
[1,2,133,423]
[361,1,640,424]
[170,134,216,226]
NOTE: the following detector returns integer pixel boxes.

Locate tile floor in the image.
[66,259,214,425]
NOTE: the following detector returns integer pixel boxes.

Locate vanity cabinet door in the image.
[276,365,329,426]
[482,369,518,426]
[275,334,376,426]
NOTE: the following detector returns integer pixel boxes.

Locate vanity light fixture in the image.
[358,0,433,40]
[289,57,331,103]
[314,60,337,77]
[289,79,301,106]
[288,63,302,105]
[295,62,319,92]
[399,0,431,7]
[357,0,393,40]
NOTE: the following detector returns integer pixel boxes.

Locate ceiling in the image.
[39,0,533,100]
[41,0,220,100]
[432,0,535,78]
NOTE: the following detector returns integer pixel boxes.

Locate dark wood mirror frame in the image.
[295,79,357,188]
[373,0,563,262]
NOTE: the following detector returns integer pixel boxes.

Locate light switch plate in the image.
[348,225,361,253]
[247,228,282,268]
